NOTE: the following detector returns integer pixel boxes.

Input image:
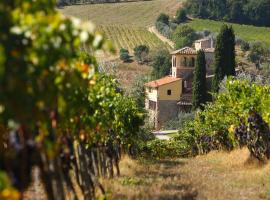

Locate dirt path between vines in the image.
[102,148,270,200]
[148,26,174,48]
[23,148,270,200]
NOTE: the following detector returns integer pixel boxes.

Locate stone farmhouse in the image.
[145,38,215,130]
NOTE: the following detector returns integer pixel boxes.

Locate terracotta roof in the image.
[171,47,197,55]
[145,76,181,88]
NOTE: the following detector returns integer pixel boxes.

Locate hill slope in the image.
[61,0,182,53]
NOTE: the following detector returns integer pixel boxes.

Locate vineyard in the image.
[97,25,169,53]
[60,0,181,53]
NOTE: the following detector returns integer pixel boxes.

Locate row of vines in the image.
[0,1,145,200]
[173,76,270,160]
[97,25,170,53]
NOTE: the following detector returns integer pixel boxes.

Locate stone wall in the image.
[156,100,179,129]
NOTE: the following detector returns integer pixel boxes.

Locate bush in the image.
[151,49,171,79]
[134,45,149,64]
[173,78,270,157]
[155,21,172,39]
[175,8,188,24]
[172,25,198,49]
[164,112,194,130]
[240,40,250,52]
[235,112,270,161]
[120,48,131,62]
[156,13,169,25]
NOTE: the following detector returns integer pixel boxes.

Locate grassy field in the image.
[188,18,270,46]
[102,148,270,199]
[60,0,181,53]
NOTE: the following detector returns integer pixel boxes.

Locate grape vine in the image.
[0,1,144,199]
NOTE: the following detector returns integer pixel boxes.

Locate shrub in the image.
[164,112,194,130]
[175,8,188,24]
[156,13,170,25]
[151,49,171,79]
[240,40,250,52]
[134,45,149,64]
[120,48,131,62]
[172,25,198,49]
[235,112,270,161]
[155,21,172,39]
[174,78,270,157]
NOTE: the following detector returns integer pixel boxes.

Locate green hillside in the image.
[61,0,181,52]
[188,18,270,45]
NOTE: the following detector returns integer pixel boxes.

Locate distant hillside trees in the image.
[151,49,171,79]
[212,25,236,92]
[185,0,270,27]
[172,25,198,49]
[192,50,207,110]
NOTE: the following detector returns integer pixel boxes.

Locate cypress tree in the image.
[212,25,236,92]
[192,50,207,110]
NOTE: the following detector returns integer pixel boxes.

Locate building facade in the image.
[145,38,215,130]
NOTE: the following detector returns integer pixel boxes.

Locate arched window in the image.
[191,57,195,67]
[184,57,187,67]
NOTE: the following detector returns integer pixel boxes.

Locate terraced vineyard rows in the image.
[97,25,170,53]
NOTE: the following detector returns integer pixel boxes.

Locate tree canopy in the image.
[186,0,270,27]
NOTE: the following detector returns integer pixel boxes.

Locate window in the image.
[184,57,187,67]
[149,100,156,110]
[191,57,195,67]
[172,56,176,67]
[149,88,152,93]
[167,89,171,95]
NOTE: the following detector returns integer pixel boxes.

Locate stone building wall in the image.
[156,100,179,129]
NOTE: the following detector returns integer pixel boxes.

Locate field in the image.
[60,0,182,53]
[97,25,167,53]
[102,148,270,200]
[188,18,270,46]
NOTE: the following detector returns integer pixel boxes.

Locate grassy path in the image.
[102,148,270,200]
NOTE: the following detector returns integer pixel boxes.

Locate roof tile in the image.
[145,76,181,88]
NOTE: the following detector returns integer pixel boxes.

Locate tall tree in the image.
[192,50,207,110]
[212,25,235,92]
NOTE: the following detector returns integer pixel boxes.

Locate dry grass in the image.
[60,0,182,27]
[100,59,152,90]
[102,148,270,200]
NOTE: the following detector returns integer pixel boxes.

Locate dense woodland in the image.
[185,0,270,27]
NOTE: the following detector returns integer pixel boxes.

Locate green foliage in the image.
[151,49,171,79]
[175,8,188,24]
[142,139,190,159]
[240,40,250,52]
[178,78,270,155]
[129,75,150,109]
[120,48,131,62]
[185,0,270,26]
[212,25,236,92]
[0,0,145,198]
[172,25,198,49]
[248,42,268,69]
[134,45,149,64]
[192,50,207,110]
[164,112,194,130]
[156,13,170,25]
[235,112,270,161]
